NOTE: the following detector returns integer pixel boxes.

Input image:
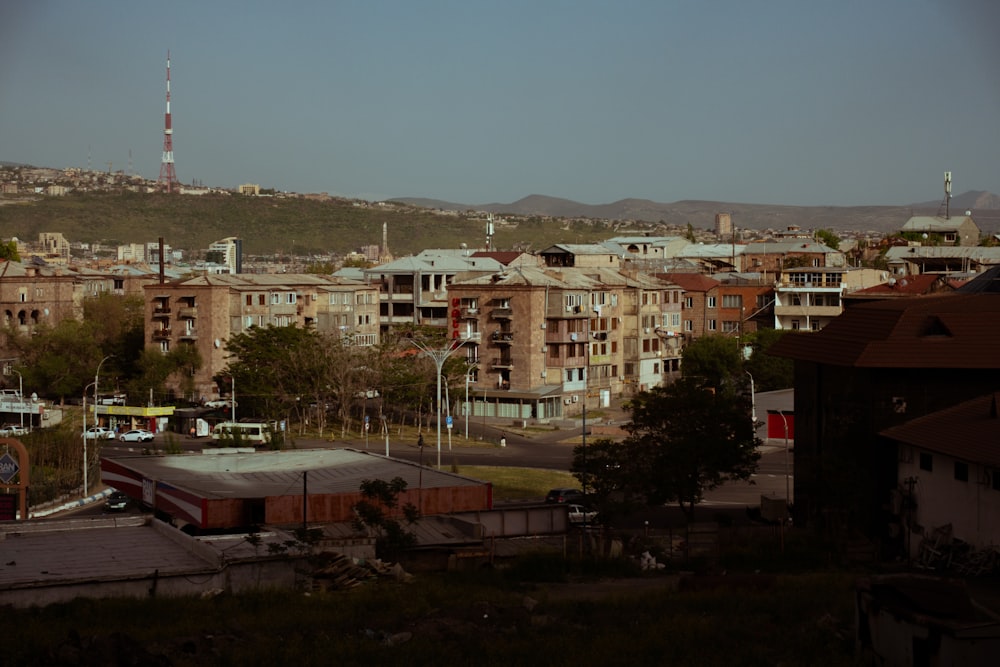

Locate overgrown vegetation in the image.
[5,570,859,665]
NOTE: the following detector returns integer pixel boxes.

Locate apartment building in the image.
[144,274,380,400]
[447,263,683,422]
[742,240,844,282]
[773,266,885,331]
[364,251,503,333]
[0,261,84,339]
[899,215,980,247]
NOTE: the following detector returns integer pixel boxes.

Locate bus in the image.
[211,421,282,446]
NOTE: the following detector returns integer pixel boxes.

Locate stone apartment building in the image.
[741,240,844,282]
[0,261,84,340]
[144,274,380,400]
[446,254,684,421]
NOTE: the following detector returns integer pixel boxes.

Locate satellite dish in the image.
[214,339,221,348]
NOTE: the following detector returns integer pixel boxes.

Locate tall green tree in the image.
[0,240,20,261]
[574,377,760,521]
[680,334,742,388]
[744,328,795,391]
[814,229,841,250]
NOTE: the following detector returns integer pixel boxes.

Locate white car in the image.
[204,399,237,409]
[120,429,154,442]
[567,504,599,524]
[0,424,28,437]
[83,427,115,440]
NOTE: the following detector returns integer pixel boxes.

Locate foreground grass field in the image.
[9,567,860,666]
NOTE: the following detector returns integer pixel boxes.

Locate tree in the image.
[680,334,742,388]
[815,229,841,250]
[0,240,20,261]
[351,477,419,559]
[743,328,795,391]
[576,377,760,521]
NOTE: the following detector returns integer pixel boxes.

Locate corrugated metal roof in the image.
[106,448,486,500]
[880,393,1000,468]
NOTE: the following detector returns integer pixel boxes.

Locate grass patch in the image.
[452,465,577,501]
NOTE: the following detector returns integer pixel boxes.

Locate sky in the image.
[1,1,998,207]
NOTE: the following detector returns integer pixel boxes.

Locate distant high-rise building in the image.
[715,213,732,238]
[208,237,242,274]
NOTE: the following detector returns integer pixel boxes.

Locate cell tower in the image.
[157,50,179,192]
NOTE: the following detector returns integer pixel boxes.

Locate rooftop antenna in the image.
[939,171,952,220]
[486,214,495,251]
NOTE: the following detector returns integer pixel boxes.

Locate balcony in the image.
[152,307,171,319]
[462,307,479,318]
[774,305,842,318]
[458,330,482,341]
[491,308,513,320]
[490,331,514,344]
[177,307,197,319]
[152,329,171,340]
[490,357,514,370]
[178,332,198,341]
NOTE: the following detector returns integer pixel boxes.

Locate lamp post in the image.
[777,409,790,503]
[95,354,114,428]
[82,381,96,498]
[745,370,756,425]
[464,362,478,440]
[11,368,24,432]
[409,338,462,468]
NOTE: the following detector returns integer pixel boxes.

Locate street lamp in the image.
[777,409,790,503]
[464,362,478,440]
[745,370,756,425]
[95,354,114,427]
[82,381,97,498]
[409,337,462,468]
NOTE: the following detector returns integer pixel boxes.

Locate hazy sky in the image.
[2,1,998,207]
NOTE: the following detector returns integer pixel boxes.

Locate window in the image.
[722,321,739,333]
[258,294,265,305]
[270,293,280,304]
[669,313,680,328]
[811,321,821,331]
[791,320,800,330]
[812,258,821,267]
[722,294,742,308]
[708,319,717,331]
[684,297,693,309]
[919,452,932,471]
[159,340,169,353]
[286,293,296,304]
[955,461,969,482]
[684,320,692,332]
[707,296,716,308]
[245,294,252,306]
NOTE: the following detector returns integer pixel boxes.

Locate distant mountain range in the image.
[393,190,1000,234]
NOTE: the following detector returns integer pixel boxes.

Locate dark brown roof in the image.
[769,293,1000,368]
[880,393,1000,467]
[657,272,720,292]
[471,251,523,266]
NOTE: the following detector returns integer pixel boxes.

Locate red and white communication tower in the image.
[157,50,179,192]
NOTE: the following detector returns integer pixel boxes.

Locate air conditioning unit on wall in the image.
[572,395,579,403]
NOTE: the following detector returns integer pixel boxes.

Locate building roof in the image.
[658,272,721,292]
[104,448,485,501]
[676,243,746,259]
[884,246,1000,263]
[848,274,943,297]
[768,291,1000,368]
[743,241,837,254]
[368,254,503,274]
[900,215,976,232]
[880,393,1000,468]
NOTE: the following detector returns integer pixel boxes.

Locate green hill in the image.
[0,192,632,258]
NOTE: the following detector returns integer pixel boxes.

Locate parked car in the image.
[120,429,154,443]
[545,488,584,504]
[204,399,237,409]
[0,424,28,437]
[83,427,115,440]
[567,504,599,524]
[104,490,129,512]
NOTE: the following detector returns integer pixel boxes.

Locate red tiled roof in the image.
[850,274,940,296]
[880,393,1000,467]
[658,272,720,291]
[769,293,1000,368]
[471,251,522,265]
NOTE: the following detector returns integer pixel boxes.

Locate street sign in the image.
[0,452,19,484]
[446,415,453,429]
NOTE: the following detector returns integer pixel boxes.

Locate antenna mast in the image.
[157,50,179,192]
